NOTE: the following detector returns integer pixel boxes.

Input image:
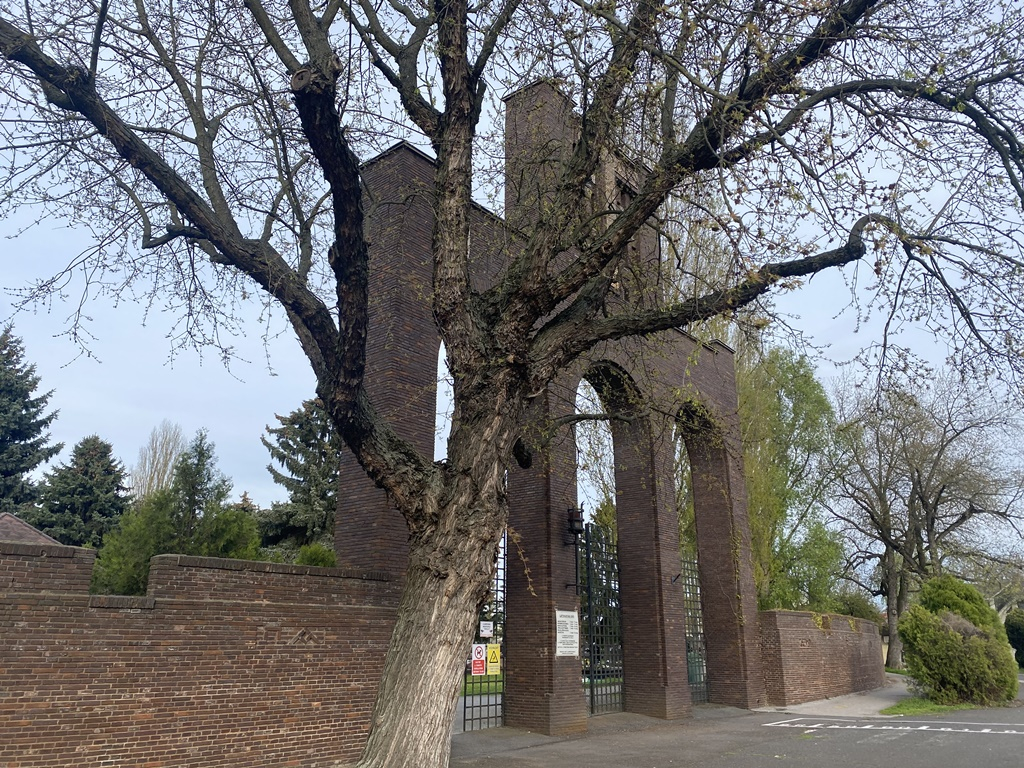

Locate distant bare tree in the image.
[130,420,186,499]
[958,551,1024,620]
[826,371,1024,666]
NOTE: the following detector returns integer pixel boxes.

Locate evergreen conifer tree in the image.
[22,435,130,546]
[93,430,259,594]
[260,398,342,547]
[170,429,231,542]
[0,325,61,514]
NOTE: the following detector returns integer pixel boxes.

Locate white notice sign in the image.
[479,620,494,638]
[555,610,579,657]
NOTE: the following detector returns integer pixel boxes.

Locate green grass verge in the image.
[885,667,909,675]
[880,696,976,716]
[462,674,503,696]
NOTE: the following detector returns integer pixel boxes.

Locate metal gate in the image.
[679,555,708,704]
[462,531,506,731]
[577,522,623,715]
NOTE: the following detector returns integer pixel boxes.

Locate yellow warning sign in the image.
[486,643,501,675]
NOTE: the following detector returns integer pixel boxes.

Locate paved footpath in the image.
[451,675,1024,768]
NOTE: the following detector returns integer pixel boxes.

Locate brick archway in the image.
[336,81,765,737]
[503,330,765,734]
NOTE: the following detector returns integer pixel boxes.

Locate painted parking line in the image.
[764,717,1024,736]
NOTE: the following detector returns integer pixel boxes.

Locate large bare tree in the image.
[2,0,1023,764]
[827,369,1024,666]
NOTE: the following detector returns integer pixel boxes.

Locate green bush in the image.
[295,542,337,567]
[1006,608,1024,667]
[830,589,882,625]
[899,577,1019,705]
[919,574,1004,638]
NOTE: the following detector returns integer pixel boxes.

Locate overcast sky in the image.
[3,220,316,508]
[3,209,946,511]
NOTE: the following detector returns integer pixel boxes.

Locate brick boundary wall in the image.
[0,542,399,768]
[759,609,885,706]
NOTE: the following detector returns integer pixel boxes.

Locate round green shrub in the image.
[295,542,338,567]
[919,574,1004,638]
[1006,608,1024,668]
[899,589,1019,705]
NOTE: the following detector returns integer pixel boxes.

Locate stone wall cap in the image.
[0,539,95,559]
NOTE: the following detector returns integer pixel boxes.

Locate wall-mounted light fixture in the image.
[565,503,585,546]
[565,504,586,591]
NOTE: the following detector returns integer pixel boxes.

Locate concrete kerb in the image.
[754,672,912,718]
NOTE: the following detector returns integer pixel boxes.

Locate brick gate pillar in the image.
[504,385,589,736]
[612,414,692,719]
[685,428,767,709]
[335,148,439,579]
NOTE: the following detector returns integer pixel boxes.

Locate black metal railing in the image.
[679,555,708,704]
[462,531,506,731]
[578,522,624,715]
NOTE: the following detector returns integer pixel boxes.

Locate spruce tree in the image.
[260,398,342,547]
[170,429,231,543]
[0,325,61,514]
[22,435,130,546]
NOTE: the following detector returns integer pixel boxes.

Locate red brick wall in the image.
[0,541,96,592]
[759,609,885,706]
[0,543,398,768]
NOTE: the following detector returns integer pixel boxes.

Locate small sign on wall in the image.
[479,620,494,638]
[486,643,501,675]
[555,610,579,657]
[471,643,486,675]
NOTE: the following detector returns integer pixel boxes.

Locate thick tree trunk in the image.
[354,505,504,768]
[885,603,902,669]
[883,552,903,669]
[884,565,911,669]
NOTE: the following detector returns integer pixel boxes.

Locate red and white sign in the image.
[471,643,486,675]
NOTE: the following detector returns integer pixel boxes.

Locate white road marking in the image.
[763,717,1024,736]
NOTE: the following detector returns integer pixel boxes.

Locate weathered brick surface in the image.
[0,545,398,768]
[759,610,885,706]
[505,387,591,736]
[335,144,511,580]
[0,513,60,545]
[0,541,96,592]
[502,82,766,725]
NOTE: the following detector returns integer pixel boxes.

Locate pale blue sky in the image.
[3,213,946,510]
[2,220,315,507]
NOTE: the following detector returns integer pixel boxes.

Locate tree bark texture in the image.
[355,406,513,768]
[355,542,492,768]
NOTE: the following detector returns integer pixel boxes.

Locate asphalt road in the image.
[450,675,1024,768]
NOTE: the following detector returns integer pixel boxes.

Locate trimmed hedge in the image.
[899,577,1018,705]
